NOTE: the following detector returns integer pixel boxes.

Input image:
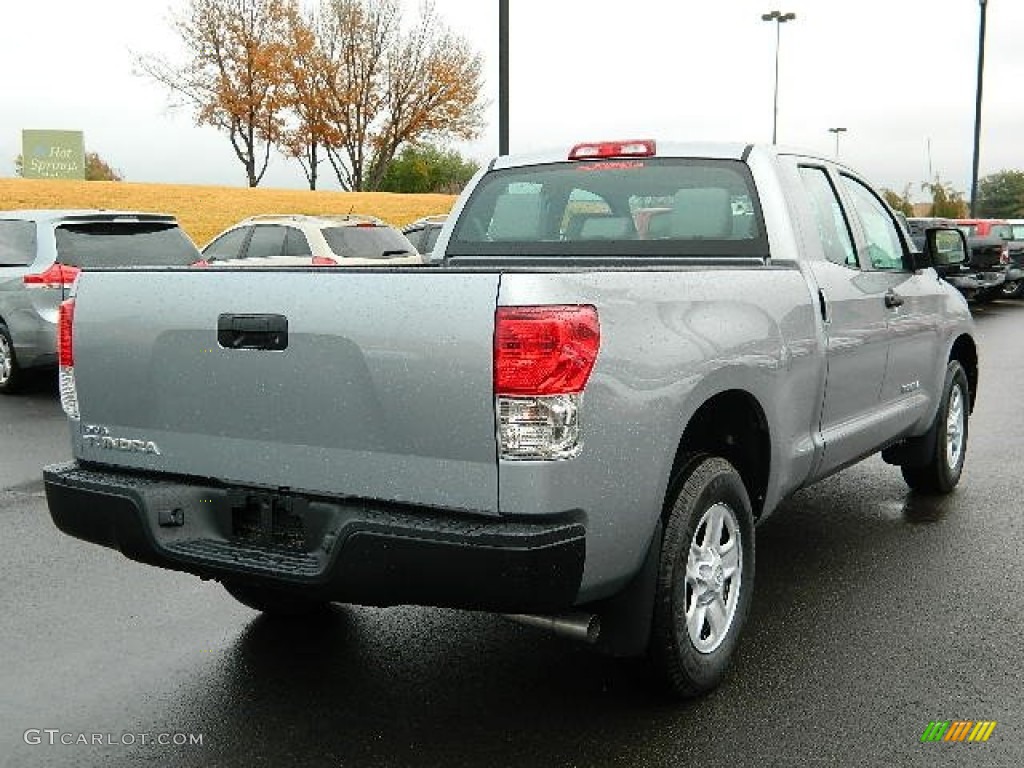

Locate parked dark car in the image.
[0,210,201,393]
[954,219,1024,299]
[905,217,992,301]
[1007,219,1024,298]
[954,219,1013,301]
[402,215,448,260]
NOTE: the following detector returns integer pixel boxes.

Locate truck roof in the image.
[489,141,837,170]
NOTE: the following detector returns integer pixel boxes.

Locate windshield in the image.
[321,226,416,259]
[55,222,199,267]
[447,158,766,258]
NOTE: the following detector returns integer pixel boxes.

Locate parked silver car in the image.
[0,210,200,393]
[45,141,977,698]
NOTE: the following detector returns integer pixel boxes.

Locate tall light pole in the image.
[828,127,847,158]
[762,10,796,145]
[969,0,988,216]
[498,0,509,156]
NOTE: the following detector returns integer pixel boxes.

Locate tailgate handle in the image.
[218,314,288,350]
[884,289,904,309]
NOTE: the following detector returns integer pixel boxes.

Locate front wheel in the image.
[223,581,332,617]
[973,287,998,304]
[650,455,755,698]
[901,360,970,494]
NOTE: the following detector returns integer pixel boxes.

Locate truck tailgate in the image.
[70,270,500,514]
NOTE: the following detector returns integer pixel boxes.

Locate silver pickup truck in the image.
[44,141,977,697]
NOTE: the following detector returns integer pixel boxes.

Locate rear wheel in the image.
[223,581,331,617]
[0,323,24,394]
[901,361,970,494]
[650,455,755,697]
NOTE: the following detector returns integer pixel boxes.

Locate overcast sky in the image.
[1,0,1021,200]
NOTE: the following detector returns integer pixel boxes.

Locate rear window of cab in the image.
[447,158,767,259]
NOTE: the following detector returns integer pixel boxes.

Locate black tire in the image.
[650,455,755,698]
[901,361,970,494]
[1000,279,1023,299]
[0,322,24,395]
[223,581,331,617]
[973,287,997,304]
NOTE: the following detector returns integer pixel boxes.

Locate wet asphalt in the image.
[1,301,1022,768]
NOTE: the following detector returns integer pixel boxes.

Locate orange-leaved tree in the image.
[279,3,339,190]
[921,177,969,219]
[136,0,291,187]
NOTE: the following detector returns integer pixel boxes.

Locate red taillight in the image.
[190,259,210,268]
[23,262,80,288]
[58,299,75,368]
[312,256,338,266]
[495,306,600,396]
[568,139,656,160]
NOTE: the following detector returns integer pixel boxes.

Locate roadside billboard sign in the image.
[21,130,86,180]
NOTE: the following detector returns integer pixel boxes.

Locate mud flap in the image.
[592,520,662,657]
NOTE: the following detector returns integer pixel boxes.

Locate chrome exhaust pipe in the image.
[503,612,601,644]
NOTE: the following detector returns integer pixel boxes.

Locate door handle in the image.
[884,290,904,309]
[218,314,288,350]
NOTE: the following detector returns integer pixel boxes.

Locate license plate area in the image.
[229,491,308,551]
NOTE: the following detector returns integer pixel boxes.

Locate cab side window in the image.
[840,175,906,271]
[797,166,857,268]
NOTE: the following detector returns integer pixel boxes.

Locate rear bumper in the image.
[43,462,586,612]
[974,269,1007,289]
[944,274,982,291]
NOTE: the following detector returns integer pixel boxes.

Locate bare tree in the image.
[136,0,291,187]
[315,0,395,191]
[365,3,483,190]
[318,0,483,191]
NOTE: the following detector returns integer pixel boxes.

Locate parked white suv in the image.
[201,214,423,266]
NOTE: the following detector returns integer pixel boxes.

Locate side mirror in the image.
[924,227,967,268]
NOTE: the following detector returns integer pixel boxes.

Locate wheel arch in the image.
[949,333,978,413]
[665,389,772,521]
